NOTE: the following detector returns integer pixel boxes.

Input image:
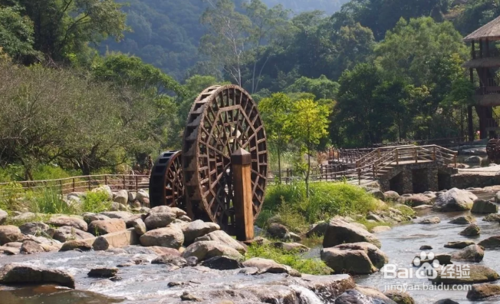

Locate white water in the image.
[290,285,324,304]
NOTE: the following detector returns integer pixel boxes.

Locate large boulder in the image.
[401,193,436,207]
[444,241,475,249]
[139,225,184,249]
[266,223,288,239]
[478,236,500,249]
[20,240,46,254]
[383,191,400,202]
[431,265,499,284]
[467,283,500,300]
[194,230,247,254]
[113,190,128,205]
[460,224,480,237]
[323,217,381,248]
[201,256,243,270]
[51,226,94,242]
[449,215,475,225]
[451,244,484,262]
[144,206,179,230]
[471,199,498,214]
[132,218,147,236]
[89,219,126,236]
[335,289,397,304]
[384,290,415,304]
[136,189,150,205]
[321,247,377,275]
[242,258,299,276]
[483,213,500,223]
[182,240,243,262]
[59,240,92,252]
[48,216,88,231]
[0,264,75,288]
[11,212,36,222]
[19,222,52,237]
[83,213,110,224]
[99,211,133,220]
[433,188,477,212]
[306,221,329,237]
[418,216,441,224]
[0,209,7,224]
[181,220,219,244]
[0,226,24,245]
[334,242,388,269]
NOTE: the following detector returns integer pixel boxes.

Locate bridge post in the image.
[414,148,418,164]
[432,146,436,161]
[395,150,399,165]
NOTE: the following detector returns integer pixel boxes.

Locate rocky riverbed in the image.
[3,185,500,303]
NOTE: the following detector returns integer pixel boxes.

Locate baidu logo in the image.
[383,252,441,279]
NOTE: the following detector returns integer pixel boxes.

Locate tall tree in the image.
[259,93,293,183]
[286,98,330,196]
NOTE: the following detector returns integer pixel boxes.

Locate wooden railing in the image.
[0,174,150,199]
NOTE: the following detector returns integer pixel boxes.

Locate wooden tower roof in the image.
[464,15,500,42]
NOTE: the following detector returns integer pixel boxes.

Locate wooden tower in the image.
[464,16,500,140]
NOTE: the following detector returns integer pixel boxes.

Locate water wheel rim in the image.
[182,85,268,230]
[149,150,184,208]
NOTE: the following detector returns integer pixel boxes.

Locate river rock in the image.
[144,206,178,230]
[471,199,498,214]
[19,222,52,237]
[83,213,110,224]
[11,212,36,222]
[449,215,475,225]
[140,225,184,249]
[418,216,441,224]
[136,189,149,204]
[51,226,94,242]
[24,235,62,252]
[0,246,19,255]
[132,218,147,236]
[182,240,243,262]
[151,255,186,266]
[420,245,433,250]
[433,300,459,304]
[335,289,396,304]
[431,265,499,284]
[483,214,500,222]
[89,219,126,236]
[181,220,219,244]
[306,221,329,237]
[273,242,309,253]
[451,244,484,262]
[369,189,384,200]
[323,217,381,248]
[0,209,7,224]
[100,211,133,220]
[460,224,481,237]
[194,230,247,254]
[0,264,75,288]
[321,247,377,275]
[88,267,118,278]
[201,256,243,270]
[478,236,500,248]
[434,188,477,212]
[384,290,415,304]
[20,240,45,254]
[384,191,400,201]
[92,185,113,200]
[113,190,128,205]
[48,216,88,231]
[371,226,392,233]
[60,240,92,252]
[266,223,288,239]
[402,193,436,207]
[467,283,500,300]
[0,226,24,245]
[445,241,475,249]
[242,257,299,276]
[334,242,388,269]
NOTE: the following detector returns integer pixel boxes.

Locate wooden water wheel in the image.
[182,85,268,231]
[149,151,184,208]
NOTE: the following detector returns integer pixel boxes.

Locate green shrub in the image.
[246,244,332,275]
[28,187,77,214]
[81,190,112,213]
[31,164,76,181]
[259,181,378,233]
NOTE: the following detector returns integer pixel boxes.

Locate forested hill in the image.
[100,0,348,79]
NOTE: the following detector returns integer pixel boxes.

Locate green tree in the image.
[0,5,40,61]
[259,93,293,183]
[286,98,330,196]
[0,0,127,63]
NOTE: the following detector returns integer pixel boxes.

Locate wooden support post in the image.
[395,150,399,165]
[414,148,418,163]
[135,175,139,192]
[72,178,75,192]
[88,176,91,191]
[232,148,254,241]
[432,146,436,161]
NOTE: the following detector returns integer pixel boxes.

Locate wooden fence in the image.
[0,174,150,199]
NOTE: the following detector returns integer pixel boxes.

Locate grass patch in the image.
[246,244,332,275]
[257,181,379,233]
[28,187,77,214]
[81,190,112,213]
